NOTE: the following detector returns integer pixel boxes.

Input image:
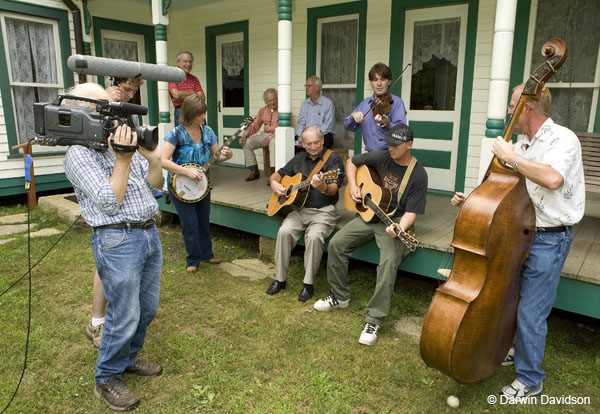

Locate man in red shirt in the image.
[239,88,278,181]
[169,51,205,126]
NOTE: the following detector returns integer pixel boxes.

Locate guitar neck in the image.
[365,198,394,228]
[291,179,312,192]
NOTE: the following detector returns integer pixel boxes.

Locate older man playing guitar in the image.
[266,126,345,302]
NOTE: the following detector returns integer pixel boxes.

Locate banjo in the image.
[169,116,253,203]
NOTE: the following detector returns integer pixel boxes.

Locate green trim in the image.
[306,1,367,154]
[0,173,71,196]
[82,0,91,35]
[92,17,158,126]
[278,0,292,20]
[509,0,532,97]
[0,0,74,158]
[486,118,505,138]
[7,151,66,160]
[205,21,249,138]
[162,0,171,16]
[409,121,453,140]
[83,41,91,55]
[554,277,600,319]
[427,188,454,198]
[390,0,478,193]
[223,115,245,128]
[278,112,291,127]
[159,111,170,123]
[155,24,167,41]
[594,90,600,134]
[411,149,451,169]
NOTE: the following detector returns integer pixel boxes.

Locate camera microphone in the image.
[67,55,186,83]
[110,102,148,116]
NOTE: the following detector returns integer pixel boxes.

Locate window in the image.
[317,15,359,136]
[102,34,142,106]
[410,17,460,111]
[221,40,244,108]
[1,13,63,145]
[527,0,600,132]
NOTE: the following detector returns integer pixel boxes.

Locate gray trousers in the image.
[242,132,274,167]
[275,205,341,285]
[326,216,410,325]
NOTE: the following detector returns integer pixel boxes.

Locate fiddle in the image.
[371,93,392,127]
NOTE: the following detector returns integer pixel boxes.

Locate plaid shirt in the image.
[63,145,161,227]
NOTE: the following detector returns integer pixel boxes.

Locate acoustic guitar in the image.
[267,169,341,218]
[344,165,419,251]
[170,116,253,203]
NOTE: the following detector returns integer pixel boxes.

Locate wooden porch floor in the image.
[206,165,600,287]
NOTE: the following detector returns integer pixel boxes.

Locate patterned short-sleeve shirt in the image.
[514,118,585,226]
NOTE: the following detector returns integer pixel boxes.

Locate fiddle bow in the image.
[363,63,412,126]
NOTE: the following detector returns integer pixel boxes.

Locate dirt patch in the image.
[393,316,423,340]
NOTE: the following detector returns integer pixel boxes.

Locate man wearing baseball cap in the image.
[314,123,428,346]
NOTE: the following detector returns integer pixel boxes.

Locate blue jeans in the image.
[514,227,572,387]
[174,106,181,126]
[168,186,214,267]
[91,225,162,385]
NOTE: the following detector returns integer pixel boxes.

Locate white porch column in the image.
[151,0,171,138]
[480,0,518,183]
[276,0,294,169]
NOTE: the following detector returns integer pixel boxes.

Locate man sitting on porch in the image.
[239,88,279,181]
[267,126,345,302]
[296,76,335,151]
[314,123,427,346]
[344,62,407,152]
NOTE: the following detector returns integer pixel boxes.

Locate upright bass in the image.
[419,39,568,384]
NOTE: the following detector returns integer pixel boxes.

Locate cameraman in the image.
[63,83,163,412]
[86,77,145,350]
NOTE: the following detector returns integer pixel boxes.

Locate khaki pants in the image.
[326,216,410,325]
[275,205,341,285]
[242,132,274,167]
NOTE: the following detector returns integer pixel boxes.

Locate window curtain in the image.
[4,17,58,144]
[103,38,138,61]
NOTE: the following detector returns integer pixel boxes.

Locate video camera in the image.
[33,94,158,153]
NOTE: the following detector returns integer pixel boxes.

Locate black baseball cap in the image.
[383,123,414,145]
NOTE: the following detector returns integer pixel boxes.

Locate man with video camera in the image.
[62,83,163,412]
[85,77,145,350]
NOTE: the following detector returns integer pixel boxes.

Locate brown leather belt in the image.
[94,219,155,230]
[536,226,567,233]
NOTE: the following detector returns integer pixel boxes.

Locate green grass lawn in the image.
[0,204,598,413]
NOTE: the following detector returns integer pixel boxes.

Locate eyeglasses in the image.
[304,84,317,87]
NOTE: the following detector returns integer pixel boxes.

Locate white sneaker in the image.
[313,293,349,311]
[502,346,515,366]
[500,378,543,399]
[358,322,380,346]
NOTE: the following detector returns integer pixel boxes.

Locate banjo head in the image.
[171,163,210,203]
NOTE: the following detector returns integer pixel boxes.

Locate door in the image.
[216,32,246,165]
[101,29,149,126]
[401,4,468,191]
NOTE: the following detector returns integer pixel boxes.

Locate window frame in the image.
[306,1,367,154]
[0,0,73,158]
[523,0,600,133]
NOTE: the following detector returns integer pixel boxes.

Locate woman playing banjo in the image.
[161,94,232,272]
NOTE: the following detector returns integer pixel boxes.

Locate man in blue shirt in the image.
[63,83,164,412]
[296,76,335,150]
[344,62,407,152]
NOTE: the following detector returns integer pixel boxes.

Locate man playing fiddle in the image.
[452,84,585,398]
[344,62,407,152]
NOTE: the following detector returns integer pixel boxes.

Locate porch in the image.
[158,165,600,319]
